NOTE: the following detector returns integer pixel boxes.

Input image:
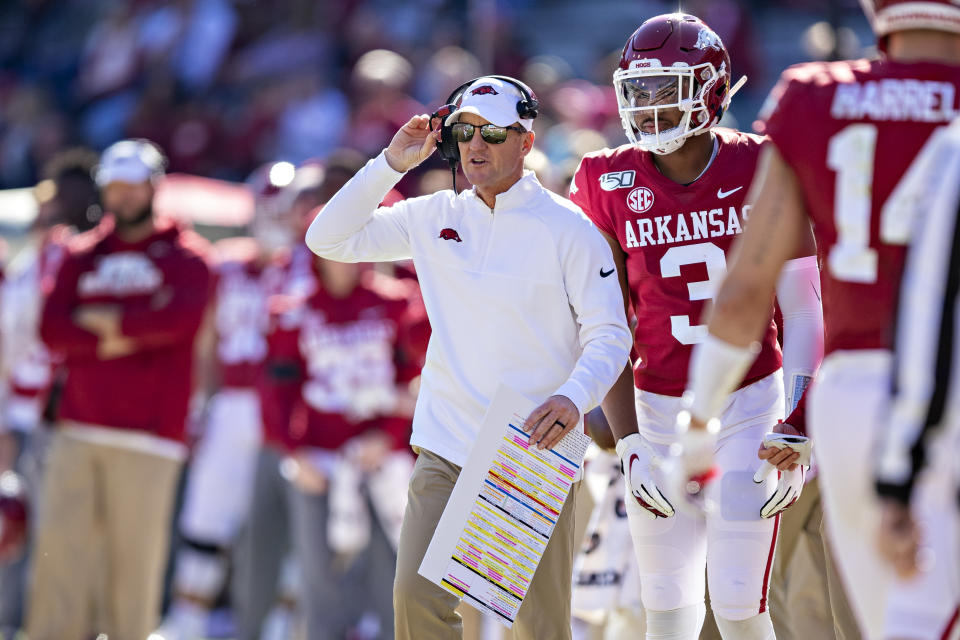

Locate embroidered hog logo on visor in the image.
[439,228,462,242]
[470,85,499,96]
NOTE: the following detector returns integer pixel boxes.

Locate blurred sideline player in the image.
[151,161,301,640]
[873,118,960,583]
[677,1,960,638]
[0,148,100,636]
[30,139,211,640]
[231,156,358,640]
[570,14,823,640]
[266,255,422,640]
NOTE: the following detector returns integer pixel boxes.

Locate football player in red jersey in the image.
[265,257,420,640]
[152,161,303,640]
[678,1,960,638]
[570,13,823,640]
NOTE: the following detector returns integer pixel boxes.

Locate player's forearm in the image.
[121,285,209,348]
[708,144,806,348]
[601,364,641,441]
[707,277,775,348]
[39,274,100,358]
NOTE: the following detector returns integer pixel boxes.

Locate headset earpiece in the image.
[488,74,539,120]
[432,79,475,172]
[430,104,461,170]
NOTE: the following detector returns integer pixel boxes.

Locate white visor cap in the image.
[445,77,534,131]
[95,139,166,187]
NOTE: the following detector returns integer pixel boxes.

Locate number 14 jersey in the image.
[760,59,960,356]
[571,127,781,397]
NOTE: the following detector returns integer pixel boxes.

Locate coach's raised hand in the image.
[384,114,438,173]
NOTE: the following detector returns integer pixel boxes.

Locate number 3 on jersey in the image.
[827,123,947,283]
[660,242,727,345]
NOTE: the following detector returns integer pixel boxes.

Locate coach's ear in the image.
[520,129,535,157]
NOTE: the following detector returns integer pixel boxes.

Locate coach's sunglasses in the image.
[451,122,526,144]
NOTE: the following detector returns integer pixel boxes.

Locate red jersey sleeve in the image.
[259,298,307,449]
[570,156,617,238]
[784,387,808,437]
[39,253,99,359]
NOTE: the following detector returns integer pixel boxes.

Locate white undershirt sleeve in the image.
[775,255,824,412]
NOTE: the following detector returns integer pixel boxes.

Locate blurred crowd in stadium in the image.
[0,0,871,193]
[0,1,879,639]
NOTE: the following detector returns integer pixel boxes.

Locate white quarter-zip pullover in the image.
[306,152,631,466]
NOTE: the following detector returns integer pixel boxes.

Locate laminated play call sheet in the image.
[419,384,590,627]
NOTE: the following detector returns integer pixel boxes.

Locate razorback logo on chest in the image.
[78,252,163,297]
[623,205,751,248]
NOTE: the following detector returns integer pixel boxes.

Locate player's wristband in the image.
[685,333,760,422]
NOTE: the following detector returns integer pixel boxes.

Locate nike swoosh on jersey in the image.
[600,267,615,278]
[716,186,743,199]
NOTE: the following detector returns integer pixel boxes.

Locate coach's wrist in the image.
[383,148,407,173]
[552,381,588,419]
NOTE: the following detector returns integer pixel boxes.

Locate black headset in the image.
[430,75,539,190]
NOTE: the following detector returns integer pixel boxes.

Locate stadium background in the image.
[0,0,871,232]
[0,1,873,639]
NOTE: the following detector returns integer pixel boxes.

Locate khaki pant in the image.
[394,448,580,640]
[26,429,182,640]
[768,478,861,640]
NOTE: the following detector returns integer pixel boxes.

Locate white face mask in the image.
[613,61,726,155]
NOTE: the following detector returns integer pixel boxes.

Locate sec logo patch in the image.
[627,186,655,214]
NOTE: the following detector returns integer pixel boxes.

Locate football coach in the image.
[305,75,631,639]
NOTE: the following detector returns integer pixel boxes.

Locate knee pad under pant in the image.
[645,603,706,640]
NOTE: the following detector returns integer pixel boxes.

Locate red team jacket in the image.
[760,58,960,356]
[571,127,782,396]
[266,270,421,452]
[40,217,211,444]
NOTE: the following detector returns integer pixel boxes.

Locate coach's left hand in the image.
[524,395,579,450]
